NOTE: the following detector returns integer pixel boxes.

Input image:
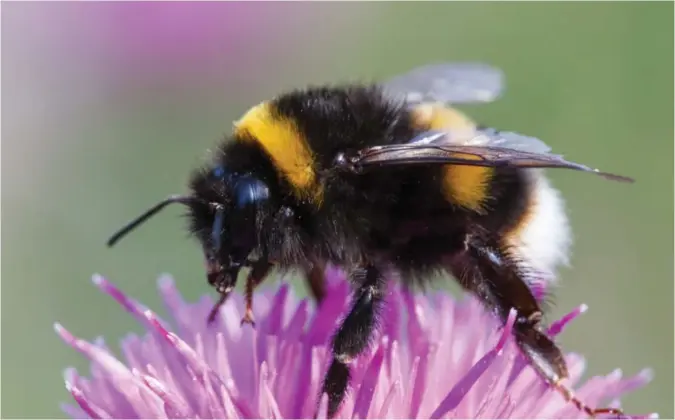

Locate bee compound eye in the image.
[233,176,270,208]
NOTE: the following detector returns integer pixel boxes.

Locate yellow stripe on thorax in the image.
[411,103,493,213]
[234,102,323,205]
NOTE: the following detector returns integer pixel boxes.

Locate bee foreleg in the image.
[240,260,273,327]
[320,263,386,418]
[207,292,231,324]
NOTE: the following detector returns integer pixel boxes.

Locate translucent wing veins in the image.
[340,130,634,183]
[381,62,505,105]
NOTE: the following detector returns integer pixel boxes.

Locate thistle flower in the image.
[55,270,655,419]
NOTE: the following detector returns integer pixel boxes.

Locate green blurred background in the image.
[2,2,673,418]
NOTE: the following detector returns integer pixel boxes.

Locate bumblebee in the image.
[107,63,633,418]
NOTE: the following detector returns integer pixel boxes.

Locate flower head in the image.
[56,270,655,419]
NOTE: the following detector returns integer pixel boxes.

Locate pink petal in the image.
[56,274,654,419]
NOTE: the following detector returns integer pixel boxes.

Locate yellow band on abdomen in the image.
[411,104,493,212]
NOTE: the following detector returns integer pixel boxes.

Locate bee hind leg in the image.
[445,234,625,419]
[319,263,386,418]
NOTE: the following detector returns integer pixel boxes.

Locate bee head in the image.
[106,164,271,293]
[188,164,271,290]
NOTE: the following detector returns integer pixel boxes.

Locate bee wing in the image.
[381,62,505,105]
[346,128,634,183]
[409,126,552,153]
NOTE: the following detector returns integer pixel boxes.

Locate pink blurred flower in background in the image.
[7,1,355,201]
[55,271,655,419]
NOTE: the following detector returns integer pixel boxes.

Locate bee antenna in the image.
[106,195,201,247]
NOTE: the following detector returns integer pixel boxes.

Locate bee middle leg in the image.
[303,260,327,304]
[320,263,386,418]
